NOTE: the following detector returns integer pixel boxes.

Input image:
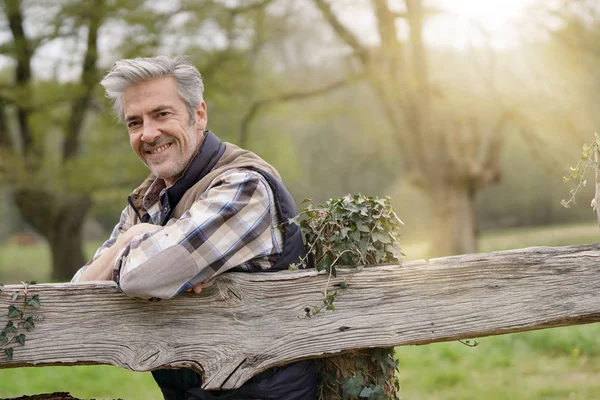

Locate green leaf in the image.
[359,386,374,398]
[7,305,22,319]
[11,292,18,302]
[4,321,17,334]
[0,331,7,344]
[26,294,40,308]
[355,221,370,233]
[372,231,391,244]
[374,249,385,263]
[341,375,363,399]
[23,316,35,331]
[385,244,403,261]
[16,334,26,346]
[340,226,352,239]
[5,348,13,360]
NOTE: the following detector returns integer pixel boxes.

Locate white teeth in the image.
[150,144,170,154]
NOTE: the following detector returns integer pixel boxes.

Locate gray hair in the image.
[100,55,204,123]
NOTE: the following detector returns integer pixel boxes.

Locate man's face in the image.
[122,76,207,186]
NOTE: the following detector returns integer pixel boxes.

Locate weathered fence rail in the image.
[1,243,599,390]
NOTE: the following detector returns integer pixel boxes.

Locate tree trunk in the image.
[13,189,91,281]
[429,182,477,257]
[318,349,399,400]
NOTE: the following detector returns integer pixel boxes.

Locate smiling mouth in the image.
[146,143,172,155]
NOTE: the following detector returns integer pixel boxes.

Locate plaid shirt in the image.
[73,168,284,299]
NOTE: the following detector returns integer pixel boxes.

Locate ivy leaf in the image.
[8,305,22,319]
[374,249,385,263]
[355,221,370,233]
[5,348,13,360]
[26,295,40,308]
[23,317,35,331]
[16,334,26,346]
[0,331,7,344]
[340,227,352,239]
[372,231,391,244]
[4,321,17,334]
[359,386,374,398]
[385,244,403,262]
[341,375,363,400]
[11,292,18,302]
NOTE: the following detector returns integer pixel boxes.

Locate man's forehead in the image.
[123,77,179,116]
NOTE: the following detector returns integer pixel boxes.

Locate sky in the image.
[0,0,543,81]
[429,0,540,49]
[341,0,541,50]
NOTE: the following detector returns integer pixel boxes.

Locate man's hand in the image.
[186,281,207,294]
[77,223,158,282]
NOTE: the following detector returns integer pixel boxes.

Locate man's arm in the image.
[116,169,280,299]
[76,223,158,281]
[71,205,155,283]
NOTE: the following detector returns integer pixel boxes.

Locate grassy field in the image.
[0,223,599,399]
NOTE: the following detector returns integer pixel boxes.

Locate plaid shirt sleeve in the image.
[115,169,279,299]
[71,206,135,283]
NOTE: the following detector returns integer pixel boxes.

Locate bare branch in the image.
[230,0,275,16]
[313,0,368,63]
[238,74,364,147]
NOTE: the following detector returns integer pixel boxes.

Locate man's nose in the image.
[141,121,160,142]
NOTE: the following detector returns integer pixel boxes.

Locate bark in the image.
[429,182,477,257]
[13,188,91,281]
[4,0,33,153]
[63,5,102,161]
[0,100,10,149]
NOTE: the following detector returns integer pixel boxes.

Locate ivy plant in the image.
[561,132,600,208]
[290,194,403,400]
[0,281,40,359]
[290,194,403,317]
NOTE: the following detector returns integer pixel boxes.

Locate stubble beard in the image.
[146,137,198,184]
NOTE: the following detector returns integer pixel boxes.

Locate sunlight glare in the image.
[428,0,539,49]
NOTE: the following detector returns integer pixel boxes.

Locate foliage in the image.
[292,194,403,400]
[0,282,40,360]
[561,133,600,208]
[291,194,403,317]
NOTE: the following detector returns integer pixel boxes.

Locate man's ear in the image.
[195,101,208,132]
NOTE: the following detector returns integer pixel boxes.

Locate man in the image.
[73,56,316,400]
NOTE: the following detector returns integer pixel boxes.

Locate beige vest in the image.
[128,142,282,223]
[172,142,281,218]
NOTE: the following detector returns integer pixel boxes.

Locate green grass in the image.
[397,324,600,400]
[0,366,161,399]
[0,223,599,399]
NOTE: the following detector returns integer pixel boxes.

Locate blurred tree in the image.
[310,0,515,256]
[0,0,106,281]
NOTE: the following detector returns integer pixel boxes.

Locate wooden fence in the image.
[1,243,599,391]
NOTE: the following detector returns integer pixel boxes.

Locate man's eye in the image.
[158,111,169,117]
[127,121,141,129]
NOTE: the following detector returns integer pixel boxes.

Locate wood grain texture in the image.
[1,244,600,390]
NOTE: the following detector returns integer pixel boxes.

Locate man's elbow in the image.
[118,246,198,299]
